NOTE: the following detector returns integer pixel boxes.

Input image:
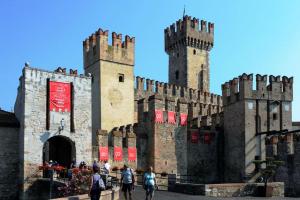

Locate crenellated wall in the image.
[164,15,214,52]
[266,133,300,196]
[222,73,293,183]
[222,73,293,106]
[134,76,222,125]
[164,15,214,91]
[83,29,135,68]
[84,28,135,134]
[96,124,137,170]
[14,66,92,199]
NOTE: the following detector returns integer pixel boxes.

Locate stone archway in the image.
[43,135,76,168]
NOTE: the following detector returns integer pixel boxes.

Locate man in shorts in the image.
[120,164,135,200]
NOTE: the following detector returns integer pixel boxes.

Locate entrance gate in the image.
[43,135,76,168]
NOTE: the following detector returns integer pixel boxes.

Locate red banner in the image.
[114,146,122,161]
[128,147,137,162]
[155,110,164,123]
[180,113,188,126]
[204,132,212,144]
[99,146,109,161]
[49,81,71,112]
[191,132,199,143]
[167,111,176,124]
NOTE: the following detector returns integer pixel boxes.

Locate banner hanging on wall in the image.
[155,110,164,123]
[167,111,176,124]
[180,113,188,126]
[49,81,71,112]
[191,132,199,143]
[204,132,212,144]
[99,146,109,161]
[128,147,137,162]
[114,146,123,161]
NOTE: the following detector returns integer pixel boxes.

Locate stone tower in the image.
[222,74,293,182]
[83,29,135,140]
[165,16,214,92]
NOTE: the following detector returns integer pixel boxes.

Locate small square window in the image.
[118,74,124,82]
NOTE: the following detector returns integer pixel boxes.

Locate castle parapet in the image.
[164,15,214,53]
[222,73,294,106]
[83,28,135,69]
[134,76,223,116]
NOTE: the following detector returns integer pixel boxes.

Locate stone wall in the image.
[205,182,284,197]
[14,67,93,199]
[0,127,19,199]
[222,73,293,182]
[187,129,221,183]
[293,122,300,131]
[95,126,137,170]
[135,94,188,174]
[164,15,214,91]
[266,134,300,196]
[84,29,135,134]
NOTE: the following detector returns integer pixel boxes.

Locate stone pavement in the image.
[119,186,292,200]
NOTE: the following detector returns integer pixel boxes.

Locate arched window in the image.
[118,74,124,82]
[193,49,196,55]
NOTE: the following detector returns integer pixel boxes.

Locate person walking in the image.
[143,166,157,200]
[120,164,135,200]
[104,160,111,174]
[89,166,105,200]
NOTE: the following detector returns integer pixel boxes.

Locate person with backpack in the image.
[89,166,105,200]
[143,166,157,200]
[120,164,135,200]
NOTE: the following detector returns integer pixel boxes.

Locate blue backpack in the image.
[92,173,105,191]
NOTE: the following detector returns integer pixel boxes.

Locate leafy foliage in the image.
[57,168,92,197]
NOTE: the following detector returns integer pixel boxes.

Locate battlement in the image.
[222,73,293,106]
[83,28,135,68]
[164,15,214,53]
[135,76,222,109]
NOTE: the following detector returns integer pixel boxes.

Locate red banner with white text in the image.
[114,146,123,161]
[155,110,164,123]
[180,113,188,126]
[49,81,71,112]
[99,146,109,161]
[168,111,176,124]
[128,147,137,162]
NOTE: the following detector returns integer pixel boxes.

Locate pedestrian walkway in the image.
[119,186,291,200]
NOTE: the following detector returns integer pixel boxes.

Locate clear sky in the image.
[0,0,299,121]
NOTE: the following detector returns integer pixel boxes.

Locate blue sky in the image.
[0,0,299,121]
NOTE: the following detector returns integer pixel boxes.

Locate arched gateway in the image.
[43,135,76,168]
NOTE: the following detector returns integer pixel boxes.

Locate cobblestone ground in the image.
[119,186,292,200]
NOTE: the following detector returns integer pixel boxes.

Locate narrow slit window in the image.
[175,70,179,80]
[118,74,124,82]
[273,113,278,120]
[93,46,96,56]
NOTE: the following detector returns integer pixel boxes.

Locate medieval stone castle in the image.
[0,15,299,199]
